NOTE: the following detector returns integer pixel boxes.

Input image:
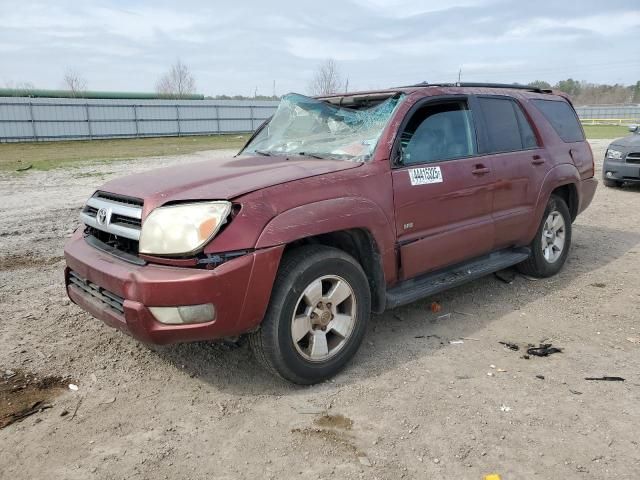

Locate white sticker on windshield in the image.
[409,166,443,185]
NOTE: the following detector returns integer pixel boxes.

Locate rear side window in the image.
[532,99,585,143]
[477,97,538,153]
[514,104,538,149]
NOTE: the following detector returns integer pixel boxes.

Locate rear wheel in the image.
[518,194,572,278]
[249,245,370,384]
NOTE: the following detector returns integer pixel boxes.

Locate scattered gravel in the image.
[1,141,639,479]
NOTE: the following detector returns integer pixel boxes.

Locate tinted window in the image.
[514,103,538,149]
[401,102,477,165]
[477,97,523,153]
[532,99,585,143]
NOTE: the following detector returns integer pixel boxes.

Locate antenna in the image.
[457,68,462,86]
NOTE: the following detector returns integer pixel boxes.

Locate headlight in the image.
[606,149,623,160]
[139,201,232,255]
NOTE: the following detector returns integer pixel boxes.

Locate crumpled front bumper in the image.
[64,230,283,344]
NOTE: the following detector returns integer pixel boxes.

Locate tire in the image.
[517,194,572,278]
[249,245,371,384]
[603,178,623,188]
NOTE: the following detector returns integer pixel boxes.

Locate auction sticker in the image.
[408,166,443,186]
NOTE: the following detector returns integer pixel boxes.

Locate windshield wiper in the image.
[295,152,325,159]
[253,150,272,156]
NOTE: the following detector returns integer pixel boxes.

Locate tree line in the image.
[4,59,640,105]
[529,79,640,106]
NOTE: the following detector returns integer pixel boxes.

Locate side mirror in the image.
[629,124,639,133]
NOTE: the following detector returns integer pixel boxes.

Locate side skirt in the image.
[385,248,531,309]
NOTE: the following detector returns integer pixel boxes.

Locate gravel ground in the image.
[1,141,639,480]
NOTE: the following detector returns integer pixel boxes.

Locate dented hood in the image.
[99,154,361,210]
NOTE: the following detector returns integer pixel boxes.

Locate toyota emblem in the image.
[96,207,109,225]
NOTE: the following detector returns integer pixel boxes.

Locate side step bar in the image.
[385,248,531,309]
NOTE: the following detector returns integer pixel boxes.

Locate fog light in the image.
[606,171,614,178]
[149,304,216,325]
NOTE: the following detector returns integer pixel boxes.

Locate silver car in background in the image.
[603,124,640,187]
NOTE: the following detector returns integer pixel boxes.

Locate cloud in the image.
[1,0,639,95]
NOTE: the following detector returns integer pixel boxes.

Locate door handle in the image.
[471,165,490,175]
[532,154,545,165]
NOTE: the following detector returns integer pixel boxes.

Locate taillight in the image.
[586,142,595,177]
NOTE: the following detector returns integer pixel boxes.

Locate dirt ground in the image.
[1,141,639,480]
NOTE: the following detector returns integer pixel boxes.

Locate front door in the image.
[391,97,496,280]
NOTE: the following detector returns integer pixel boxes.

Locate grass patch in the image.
[0,134,248,172]
[582,124,631,140]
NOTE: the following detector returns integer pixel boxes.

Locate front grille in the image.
[110,214,142,229]
[68,270,124,314]
[86,226,140,257]
[81,191,143,257]
[95,191,143,207]
[626,152,640,164]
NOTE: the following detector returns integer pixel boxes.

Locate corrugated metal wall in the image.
[2,97,638,143]
[0,97,279,142]
[574,105,640,121]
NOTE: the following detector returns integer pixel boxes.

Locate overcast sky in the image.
[1,0,639,96]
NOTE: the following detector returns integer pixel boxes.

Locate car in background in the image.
[603,124,640,187]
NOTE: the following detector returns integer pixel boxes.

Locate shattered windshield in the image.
[242,93,404,161]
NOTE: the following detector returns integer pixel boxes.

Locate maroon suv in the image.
[64,83,597,384]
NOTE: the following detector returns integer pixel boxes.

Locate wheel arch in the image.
[527,164,581,243]
[254,197,395,313]
[282,228,387,313]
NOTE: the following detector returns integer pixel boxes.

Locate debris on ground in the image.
[430,302,442,313]
[437,313,451,320]
[68,384,79,391]
[526,344,562,357]
[1,369,71,429]
[494,269,516,284]
[585,377,625,382]
[590,282,607,288]
[536,375,545,380]
[15,164,33,172]
[627,337,640,344]
[500,405,511,412]
[484,475,502,480]
[449,340,464,345]
[499,341,520,351]
[569,390,583,395]
[314,414,353,430]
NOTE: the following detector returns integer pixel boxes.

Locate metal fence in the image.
[2,97,639,143]
[575,105,640,124]
[0,97,279,142]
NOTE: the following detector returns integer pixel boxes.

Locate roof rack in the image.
[406,82,553,94]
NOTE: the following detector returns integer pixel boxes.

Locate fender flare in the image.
[526,163,580,242]
[255,196,395,251]
[255,197,397,296]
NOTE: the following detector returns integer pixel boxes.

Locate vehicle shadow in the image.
[150,223,640,395]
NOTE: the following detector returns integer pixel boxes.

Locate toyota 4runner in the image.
[64,83,597,384]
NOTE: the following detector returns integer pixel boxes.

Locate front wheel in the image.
[517,194,572,278]
[249,245,371,384]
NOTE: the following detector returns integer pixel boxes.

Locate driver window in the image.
[401,101,477,165]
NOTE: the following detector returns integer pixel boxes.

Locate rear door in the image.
[391,97,496,280]
[473,95,550,248]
